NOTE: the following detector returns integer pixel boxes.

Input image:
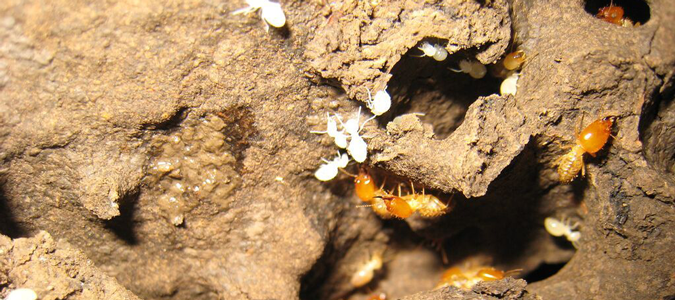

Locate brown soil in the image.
[0,0,673,299]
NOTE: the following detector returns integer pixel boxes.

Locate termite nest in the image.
[1,0,671,298]
[302,119,591,299]
[302,31,592,298]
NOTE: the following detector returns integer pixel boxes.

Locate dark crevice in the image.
[297,124,583,298]
[584,0,650,25]
[0,184,28,238]
[301,214,428,300]
[103,190,139,245]
[385,43,501,139]
[639,79,675,180]
[143,106,189,131]
[421,143,548,266]
[523,262,567,283]
[299,221,358,300]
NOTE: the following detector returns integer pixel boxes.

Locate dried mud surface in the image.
[0,0,674,300]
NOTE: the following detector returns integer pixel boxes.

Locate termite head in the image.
[354,168,377,202]
[503,50,526,70]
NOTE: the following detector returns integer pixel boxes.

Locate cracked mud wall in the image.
[0,0,674,300]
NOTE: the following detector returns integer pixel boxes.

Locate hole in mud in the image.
[143,107,189,130]
[301,144,582,299]
[299,241,337,300]
[584,0,650,25]
[300,146,557,298]
[523,262,567,282]
[0,190,28,238]
[639,83,675,179]
[104,191,139,245]
[384,43,501,139]
[300,217,440,300]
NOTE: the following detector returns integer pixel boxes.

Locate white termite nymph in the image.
[348,134,368,163]
[310,112,338,136]
[417,42,448,61]
[366,87,391,116]
[500,72,520,96]
[350,251,384,288]
[232,0,286,30]
[314,152,350,181]
[467,60,487,79]
[260,1,286,28]
[453,59,487,79]
[333,132,348,149]
[4,288,37,300]
[342,107,372,163]
[544,217,581,246]
[310,113,349,149]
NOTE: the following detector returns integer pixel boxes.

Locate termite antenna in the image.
[362,115,377,130]
[339,168,356,177]
[504,269,523,277]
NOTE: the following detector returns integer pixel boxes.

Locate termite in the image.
[353,170,394,218]
[402,181,449,218]
[383,195,414,219]
[351,250,384,288]
[416,41,448,61]
[436,267,469,289]
[556,116,615,183]
[367,293,387,300]
[452,59,487,79]
[370,196,393,219]
[354,168,378,202]
[596,5,624,25]
[545,217,581,247]
[436,266,519,290]
[503,50,526,71]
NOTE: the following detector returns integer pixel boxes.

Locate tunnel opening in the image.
[300,140,581,299]
[103,190,140,245]
[0,190,28,239]
[638,80,675,181]
[383,42,501,139]
[584,0,650,26]
[523,262,567,283]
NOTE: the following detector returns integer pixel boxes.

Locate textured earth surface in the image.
[0,0,674,299]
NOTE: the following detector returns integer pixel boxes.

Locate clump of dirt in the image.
[0,0,674,299]
[145,113,241,226]
[0,231,140,300]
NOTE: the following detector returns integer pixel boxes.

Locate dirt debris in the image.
[0,231,140,300]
